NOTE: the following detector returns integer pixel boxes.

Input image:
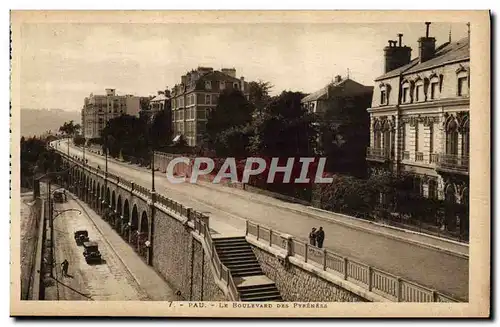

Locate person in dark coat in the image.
[61,259,69,276]
[316,227,325,248]
[309,228,317,246]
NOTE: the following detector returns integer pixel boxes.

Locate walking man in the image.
[316,227,325,249]
[61,259,69,277]
[309,228,317,247]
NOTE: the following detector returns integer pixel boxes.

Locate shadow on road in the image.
[51,277,93,300]
[87,259,107,266]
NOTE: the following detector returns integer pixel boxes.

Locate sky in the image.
[19,22,469,111]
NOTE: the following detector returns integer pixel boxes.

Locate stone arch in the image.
[461,186,469,206]
[131,205,139,232]
[111,191,116,211]
[106,187,111,208]
[444,183,456,203]
[140,211,149,234]
[445,115,459,156]
[121,198,130,237]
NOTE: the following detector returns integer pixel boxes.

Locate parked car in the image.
[53,190,67,203]
[74,230,89,246]
[82,241,102,264]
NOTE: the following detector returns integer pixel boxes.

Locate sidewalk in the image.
[195,180,469,258]
[70,194,177,301]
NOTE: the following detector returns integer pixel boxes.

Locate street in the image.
[44,197,153,301]
[59,140,469,300]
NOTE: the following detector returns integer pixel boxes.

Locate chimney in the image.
[164,89,171,98]
[181,75,187,85]
[383,34,412,73]
[222,68,236,78]
[157,90,164,95]
[240,76,245,91]
[418,22,436,63]
[334,75,342,83]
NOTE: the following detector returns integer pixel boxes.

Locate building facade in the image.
[170,67,249,146]
[81,88,143,140]
[366,23,469,209]
[140,89,171,123]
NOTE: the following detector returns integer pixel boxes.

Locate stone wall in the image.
[252,246,368,302]
[152,209,228,301]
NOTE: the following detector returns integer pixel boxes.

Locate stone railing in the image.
[246,221,460,303]
[54,145,240,301]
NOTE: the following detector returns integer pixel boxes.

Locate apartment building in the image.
[81,88,144,140]
[366,22,469,208]
[170,67,249,146]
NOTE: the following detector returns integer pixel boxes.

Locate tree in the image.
[248,80,273,116]
[317,93,371,177]
[249,91,317,157]
[149,109,172,149]
[204,89,253,157]
[101,115,150,161]
[59,120,81,137]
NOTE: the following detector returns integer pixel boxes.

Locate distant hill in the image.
[21,108,81,137]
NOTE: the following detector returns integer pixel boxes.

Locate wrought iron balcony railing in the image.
[366,147,393,162]
[415,152,424,162]
[436,153,469,173]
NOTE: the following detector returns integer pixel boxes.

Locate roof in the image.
[150,93,169,102]
[301,78,373,103]
[376,36,469,81]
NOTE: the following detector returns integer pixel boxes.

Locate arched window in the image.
[456,66,469,97]
[401,80,411,104]
[414,77,424,102]
[373,121,382,149]
[382,120,392,157]
[461,116,470,157]
[429,74,440,100]
[445,117,459,155]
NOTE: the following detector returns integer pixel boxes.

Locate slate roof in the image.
[150,93,169,102]
[301,79,373,103]
[375,36,470,81]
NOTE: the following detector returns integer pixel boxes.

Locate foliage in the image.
[58,120,81,136]
[73,135,86,147]
[101,115,150,160]
[248,91,318,157]
[149,109,172,149]
[248,80,273,116]
[204,89,254,157]
[20,136,62,189]
[317,93,371,177]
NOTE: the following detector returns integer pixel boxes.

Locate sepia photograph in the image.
[9,10,490,318]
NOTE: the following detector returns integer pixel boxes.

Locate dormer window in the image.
[401,79,411,104]
[205,81,212,90]
[379,83,391,106]
[220,81,225,90]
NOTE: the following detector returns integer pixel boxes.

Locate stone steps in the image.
[238,283,283,302]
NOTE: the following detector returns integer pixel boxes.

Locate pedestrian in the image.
[309,228,317,247]
[316,227,325,248]
[61,259,69,276]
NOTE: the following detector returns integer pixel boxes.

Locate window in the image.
[233,83,239,89]
[380,90,386,105]
[415,123,419,152]
[446,119,459,155]
[220,81,225,90]
[415,85,422,102]
[205,81,212,90]
[197,109,206,120]
[205,94,211,105]
[458,77,468,96]
[428,179,437,199]
[402,87,409,103]
[430,82,438,99]
[401,123,406,151]
[429,124,434,154]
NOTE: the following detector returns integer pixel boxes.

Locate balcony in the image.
[366,147,393,162]
[429,153,439,164]
[402,151,410,160]
[415,152,424,162]
[436,153,469,175]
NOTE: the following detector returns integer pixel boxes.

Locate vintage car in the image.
[82,241,102,264]
[53,190,67,203]
[74,230,89,245]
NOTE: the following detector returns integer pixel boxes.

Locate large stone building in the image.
[139,89,171,123]
[81,88,145,140]
[170,67,249,146]
[366,23,469,207]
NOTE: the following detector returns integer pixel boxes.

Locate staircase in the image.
[214,237,263,277]
[214,237,283,301]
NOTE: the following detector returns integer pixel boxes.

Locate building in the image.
[302,75,373,115]
[81,88,144,140]
[366,23,469,209]
[170,67,250,146]
[302,75,373,177]
[140,89,171,123]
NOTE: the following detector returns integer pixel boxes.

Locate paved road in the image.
[45,198,151,301]
[56,141,469,300]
